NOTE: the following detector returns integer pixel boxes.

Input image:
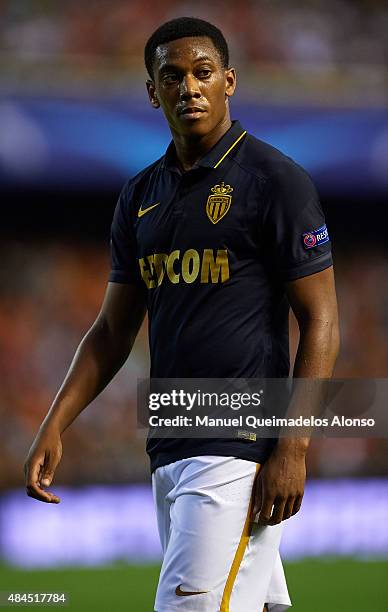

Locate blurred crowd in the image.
[2,0,387,66]
[0,241,387,488]
[0,0,387,102]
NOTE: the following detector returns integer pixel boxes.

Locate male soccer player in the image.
[24,17,339,612]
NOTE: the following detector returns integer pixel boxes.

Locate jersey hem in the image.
[149,445,275,473]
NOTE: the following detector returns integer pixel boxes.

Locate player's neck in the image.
[172,115,232,172]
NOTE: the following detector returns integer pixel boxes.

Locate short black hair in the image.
[144,17,229,79]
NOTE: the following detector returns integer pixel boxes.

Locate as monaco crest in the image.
[206,182,233,224]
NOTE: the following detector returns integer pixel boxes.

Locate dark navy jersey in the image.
[109,120,333,471]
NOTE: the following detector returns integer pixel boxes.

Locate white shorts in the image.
[152,455,291,612]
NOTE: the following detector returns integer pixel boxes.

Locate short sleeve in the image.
[261,162,333,281]
[109,186,142,286]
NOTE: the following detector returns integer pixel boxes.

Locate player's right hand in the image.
[24,427,62,504]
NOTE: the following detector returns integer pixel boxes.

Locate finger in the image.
[26,473,61,503]
[26,483,61,504]
[40,450,60,487]
[24,453,43,489]
[25,455,60,504]
[251,476,263,518]
[257,495,275,525]
[269,497,287,525]
[291,494,303,516]
[37,463,44,486]
[282,497,295,521]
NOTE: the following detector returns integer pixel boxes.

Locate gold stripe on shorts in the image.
[219,463,261,611]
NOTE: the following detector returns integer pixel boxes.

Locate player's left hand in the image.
[252,439,307,525]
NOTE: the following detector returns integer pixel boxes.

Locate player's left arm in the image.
[254,265,340,525]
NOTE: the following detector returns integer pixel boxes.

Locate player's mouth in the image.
[178,106,207,120]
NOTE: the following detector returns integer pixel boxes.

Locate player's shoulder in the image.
[234,132,316,197]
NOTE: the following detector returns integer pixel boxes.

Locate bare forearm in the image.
[293,316,340,378]
[278,317,340,453]
[256,317,340,524]
[255,268,340,525]
[24,283,145,504]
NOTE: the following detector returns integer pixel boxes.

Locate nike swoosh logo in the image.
[137,202,160,218]
[175,585,209,597]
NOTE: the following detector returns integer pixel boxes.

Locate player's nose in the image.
[179,75,201,100]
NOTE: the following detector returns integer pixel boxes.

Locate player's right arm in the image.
[24,281,146,504]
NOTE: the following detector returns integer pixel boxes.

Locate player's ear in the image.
[146,80,160,108]
[225,67,236,98]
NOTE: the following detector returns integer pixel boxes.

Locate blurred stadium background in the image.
[0,0,387,610]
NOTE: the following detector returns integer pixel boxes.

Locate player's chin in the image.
[181,120,213,138]
[178,112,210,129]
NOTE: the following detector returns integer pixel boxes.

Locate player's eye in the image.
[162,73,179,85]
[197,69,212,79]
